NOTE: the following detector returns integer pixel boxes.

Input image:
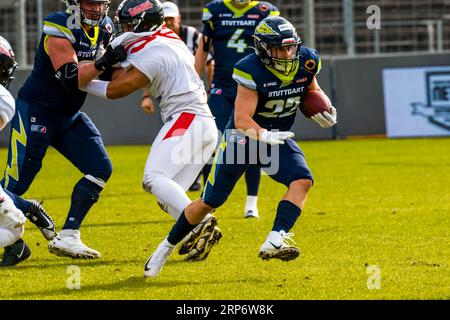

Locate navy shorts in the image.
[202,130,313,208]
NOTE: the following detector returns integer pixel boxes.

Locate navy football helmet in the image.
[63,0,111,26]
[0,36,17,89]
[114,0,164,34]
[253,16,302,75]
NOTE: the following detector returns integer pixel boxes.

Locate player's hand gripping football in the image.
[311,106,337,128]
[260,130,295,145]
[95,45,128,71]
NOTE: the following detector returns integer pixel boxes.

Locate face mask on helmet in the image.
[114,0,164,35]
[64,0,110,26]
[231,0,251,5]
[0,41,17,89]
[269,43,300,75]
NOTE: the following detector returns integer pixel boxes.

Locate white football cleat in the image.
[48,229,100,259]
[244,207,260,219]
[258,230,300,261]
[144,238,175,277]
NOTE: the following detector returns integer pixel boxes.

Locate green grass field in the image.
[0,138,449,300]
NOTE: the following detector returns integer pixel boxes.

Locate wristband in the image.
[81,80,109,99]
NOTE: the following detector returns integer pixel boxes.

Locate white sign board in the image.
[382,66,450,138]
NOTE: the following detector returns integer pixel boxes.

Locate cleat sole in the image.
[258,247,300,262]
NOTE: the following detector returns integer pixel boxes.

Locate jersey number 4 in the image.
[259,97,301,118]
[227,29,247,53]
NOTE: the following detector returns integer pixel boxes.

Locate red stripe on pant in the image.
[163,112,196,140]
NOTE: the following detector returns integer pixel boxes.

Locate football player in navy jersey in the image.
[195,0,280,219]
[144,16,337,276]
[1,0,127,259]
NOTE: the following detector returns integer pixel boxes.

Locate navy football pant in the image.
[202,132,313,209]
[2,98,112,195]
[203,91,261,197]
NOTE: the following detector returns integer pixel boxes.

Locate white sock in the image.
[245,196,258,210]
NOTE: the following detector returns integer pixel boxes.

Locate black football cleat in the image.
[179,215,222,261]
[0,239,31,267]
[25,200,56,240]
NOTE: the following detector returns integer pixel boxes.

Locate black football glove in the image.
[95,45,127,71]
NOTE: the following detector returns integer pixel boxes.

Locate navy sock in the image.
[167,211,197,245]
[63,177,103,230]
[273,200,302,232]
[3,189,31,213]
[245,165,261,196]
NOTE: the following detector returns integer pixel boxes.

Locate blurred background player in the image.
[81,0,222,265]
[1,0,127,259]
[195,0,280,219]
[140,1,215,192]
[144,16,337,277]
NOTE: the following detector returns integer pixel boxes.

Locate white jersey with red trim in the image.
[111,28,212,123]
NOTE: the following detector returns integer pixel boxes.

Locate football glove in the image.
[311,106,337,128]
[260,130,295,145]
[95,45,127,71]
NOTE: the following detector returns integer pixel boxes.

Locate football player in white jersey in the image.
[0,36,29,266]
[82,0,223,267]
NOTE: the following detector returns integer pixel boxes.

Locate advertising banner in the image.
[383,66,450,137]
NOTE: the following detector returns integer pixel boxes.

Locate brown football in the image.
[300,90,332,118]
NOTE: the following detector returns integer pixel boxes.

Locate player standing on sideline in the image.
[195,0,280,219]
[144,16,337,277]
[1,0,127,259]
[140,1,215,192]
[81,0,222,264]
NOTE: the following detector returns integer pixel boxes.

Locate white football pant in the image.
[0,188,25,248]
[143,112,218,220]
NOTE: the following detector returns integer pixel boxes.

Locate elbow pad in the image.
[55,63,79,92]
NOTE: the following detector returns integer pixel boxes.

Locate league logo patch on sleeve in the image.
[31,125,47,134]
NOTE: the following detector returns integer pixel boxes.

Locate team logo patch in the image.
[105,24,113,34]
[263,82,278,88]
[128,0,153,17]
[296,77,308,83]
[255,22,278,35]
[31,125,47,134]
[258,4,270,12]
[210,88,223,95]
[247,14,260,19]
[305,59,316,71]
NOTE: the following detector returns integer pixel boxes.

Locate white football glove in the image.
[0,199,26,229]
[311,106,337,128]
[260,130,295,145]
